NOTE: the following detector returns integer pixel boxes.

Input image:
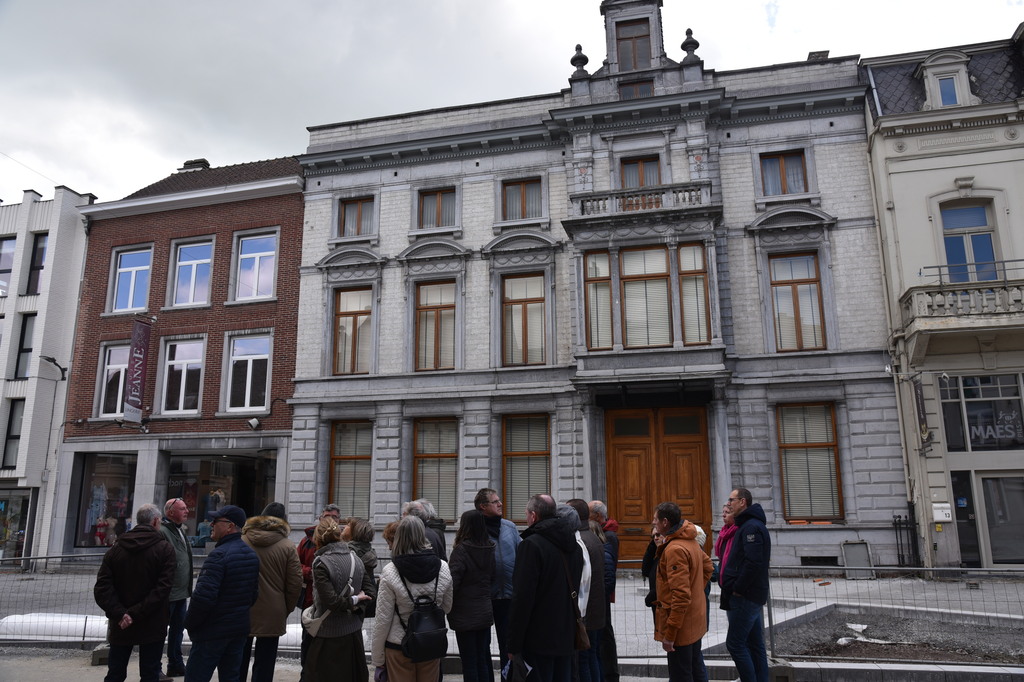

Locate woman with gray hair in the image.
[372,515,454,682]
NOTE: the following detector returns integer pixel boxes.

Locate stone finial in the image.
[571,44,590,77]
[681,28,700,64]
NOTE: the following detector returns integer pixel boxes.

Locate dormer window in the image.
[938,77,958,106]
[617,20,651,71]
[915,50,978,110]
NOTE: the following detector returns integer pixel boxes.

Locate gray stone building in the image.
[291,0,907,565]
[864,23,1024,568]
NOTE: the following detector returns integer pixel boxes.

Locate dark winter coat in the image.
[447,540,495,631]
[242,515,303,637]
[719,503,771,608]
[185,531,260,640]
[424,522,448,561]
[349,539,379,618]
[578,527,606,631]
[507,516,584,657]
[94,523,176,646]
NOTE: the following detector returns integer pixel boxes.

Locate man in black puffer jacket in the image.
[508,494,584,682]
[184,504,260,682]
[719,488,771,682]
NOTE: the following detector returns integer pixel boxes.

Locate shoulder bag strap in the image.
[560,553,584,620]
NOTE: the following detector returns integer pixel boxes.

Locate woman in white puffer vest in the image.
[372,515,454,682]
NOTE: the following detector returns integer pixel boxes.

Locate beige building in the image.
[865,23,1024,567]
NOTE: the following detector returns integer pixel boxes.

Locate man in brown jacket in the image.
[240,502,303,682]
[652,502,714,682]
[94,503,176,682]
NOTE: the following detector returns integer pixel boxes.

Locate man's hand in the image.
[118,613,132,630]
[661,639,675,652]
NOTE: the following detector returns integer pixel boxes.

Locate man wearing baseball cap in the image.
[183,504,260,682]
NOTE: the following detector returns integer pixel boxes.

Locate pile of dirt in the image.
[772,610,1024,665]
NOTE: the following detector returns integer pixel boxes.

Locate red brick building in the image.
[50,158,303,553]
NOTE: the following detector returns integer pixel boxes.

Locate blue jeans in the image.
[106,639,163,682]
[577,628,602,682]
[165,599,187,672]
[185,636,246,682]
[665,640,706,682]
[456,628,493,682]
[725,595,769,682]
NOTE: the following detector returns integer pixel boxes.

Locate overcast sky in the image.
[1,0,1020,206]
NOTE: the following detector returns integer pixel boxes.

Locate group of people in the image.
[92,486,771,682]
[641,487,772,682]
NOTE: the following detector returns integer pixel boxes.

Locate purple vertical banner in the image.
[123,319,152,423]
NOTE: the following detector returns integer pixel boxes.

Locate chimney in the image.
[178,158,210,172]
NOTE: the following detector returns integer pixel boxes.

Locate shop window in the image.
[76,454,137,548]
[940,374,1024,452]
[777,403,843,521]
[0,491,30,558]
[330,421,372,519]
[503,415,550,524]
[414,418,458,523]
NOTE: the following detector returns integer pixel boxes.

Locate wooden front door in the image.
[606,407,711,561]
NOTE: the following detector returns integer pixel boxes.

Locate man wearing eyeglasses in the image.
[719,488,770,682]
[474,487,521,666]
[184,504,260,682]
[159,497,194,677]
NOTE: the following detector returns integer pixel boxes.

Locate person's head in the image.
[209,505,247,541]
[401,500,426,520]
[694,524,707,547]
[475,488,503,518]
[525,494,556,527]
[727,488,752,516]
[164,497,188,525]
[653,501,681,535]
[566,499,590,529]
[392,515,431,557]
[137,503,162,528]
[454,509,489,547]
[588,519,607,544]
[555,504,579,533]
[262,502,288,522]
[722,503,735,526]
[320,504,342,523]
[345,517,374,544]
[382,520,399,549]
[414,499,439,521]
[314,517,342,549]
[588,500,608,525]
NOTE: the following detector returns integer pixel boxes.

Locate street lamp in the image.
[39,356,67,381]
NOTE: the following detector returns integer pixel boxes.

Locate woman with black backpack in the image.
[373,515,454,682]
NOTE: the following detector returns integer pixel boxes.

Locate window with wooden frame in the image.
[621,247,671,348]
[330,421,372,519]
[334,288,372,375]
[503,415,550,524]
[584,252,613,350]
[760,151,807,196]
[503,274,545,366]
[679,243,711,345]
[415,281,456,371]
[619,80,654,100]
[621,157,660,189]
[419,188,456,229]
[616,19,651,71]
[769,253,825,352]
[414,418,458,523]
[502,179,542,221]
[777,403,842,521]
[341,197,375,237]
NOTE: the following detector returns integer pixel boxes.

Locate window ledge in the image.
[492,217,550,235]
[224,297,277,307]
[160,303,212,313]
[101,309,150,318]
[215,409,270,418]
[148,412,202,420]
[328,234,379,249]
[410,226,462,242]
[755,192,821,212]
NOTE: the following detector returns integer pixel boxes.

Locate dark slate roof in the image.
[861,45,1024,118]
[123,157,303,200]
